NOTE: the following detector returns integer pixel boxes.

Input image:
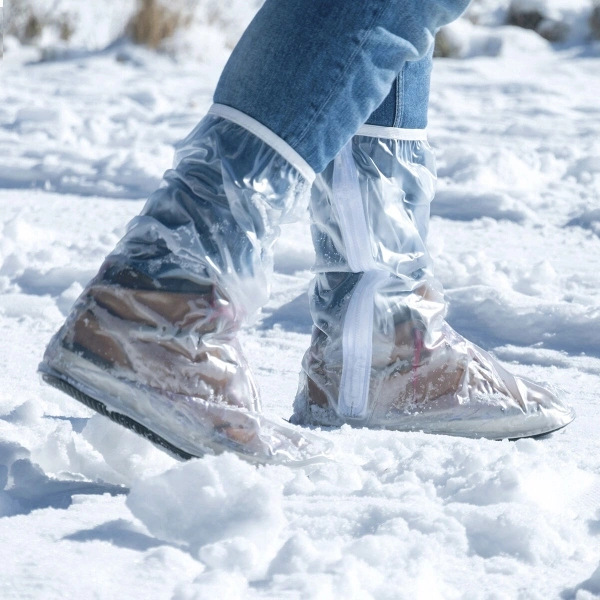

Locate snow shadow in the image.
[15,267,96,297]
[44,415,90,434]
[260,289,600,361]
[4,459,127,515]
[431,189,533,223]
[0,161,158,201]
[566,208,600,237]
[0,442,126,518]
[588,515,600,537]
[561,563,600,599]
[446,290,600,358]
[64,519,169,552]
[260,293,312,334]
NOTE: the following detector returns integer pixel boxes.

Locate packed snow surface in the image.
[2,20,600,600]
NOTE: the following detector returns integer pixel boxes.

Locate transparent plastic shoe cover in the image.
[292,131,575,439]
[39,111,331,465]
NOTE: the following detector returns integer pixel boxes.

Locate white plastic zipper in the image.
[338,270,389,419]
[332,142,389,420]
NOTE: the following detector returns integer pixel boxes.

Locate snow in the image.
[1,5,600,600]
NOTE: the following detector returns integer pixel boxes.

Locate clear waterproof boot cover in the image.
[292,127,575,439]
[40,106,331,465]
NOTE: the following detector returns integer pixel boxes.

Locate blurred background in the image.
[2,0,600,64]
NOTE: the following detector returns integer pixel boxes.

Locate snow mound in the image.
[434,19,505,59]
[127,454,287,577]
[507,0,592,42]
[124,431,600,597]
[81,415,178,484]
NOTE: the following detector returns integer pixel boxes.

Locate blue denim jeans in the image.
[365,48,434,129]
[214,0,468,173]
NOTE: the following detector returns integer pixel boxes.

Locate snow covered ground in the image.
[1,17,600,600]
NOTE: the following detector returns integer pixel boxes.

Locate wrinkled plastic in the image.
[292,135,575,439]
[39,115,331,465]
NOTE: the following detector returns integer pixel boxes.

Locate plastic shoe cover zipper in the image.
[338,270,388,418]
[332,142,388,419]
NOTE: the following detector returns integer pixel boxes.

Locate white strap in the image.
[209,104,315,183]
[332,142,389,420]
[356,124,427,141]
[332,142,379,273]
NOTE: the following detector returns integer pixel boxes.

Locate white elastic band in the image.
[208,104,316,183]
[356,124,427,141]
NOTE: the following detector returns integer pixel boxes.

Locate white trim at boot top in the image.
[357,124,428,140]
[332,126,427,420]
[209,104,316,184]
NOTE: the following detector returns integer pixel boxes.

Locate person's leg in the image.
[40,116,329,464]
[292,50,574,438]
[39,0,472,463]
[214,0,469,173]
[365,49,433,129]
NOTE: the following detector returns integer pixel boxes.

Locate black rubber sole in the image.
[42,373,570,465]
[42,373,197,461]
[508,421,571,441]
